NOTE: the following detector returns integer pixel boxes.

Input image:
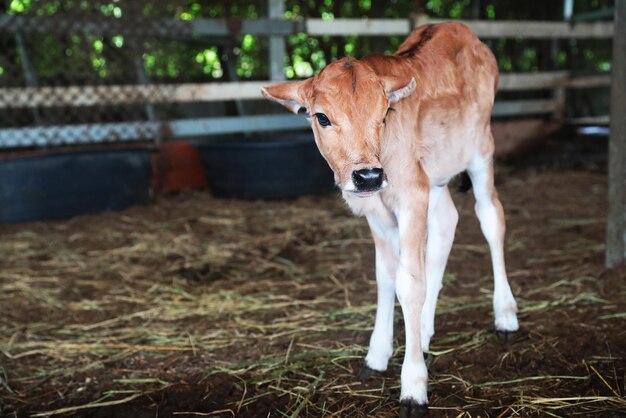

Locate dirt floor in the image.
[1,140,625,417]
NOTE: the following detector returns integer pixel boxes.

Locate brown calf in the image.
[262,23,519,417]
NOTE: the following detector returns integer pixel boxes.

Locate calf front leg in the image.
[395,177,430,416]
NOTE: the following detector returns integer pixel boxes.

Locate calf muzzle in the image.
[352,168,384,192]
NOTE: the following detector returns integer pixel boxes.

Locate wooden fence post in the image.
[606,1,626,267]
[268,0,285,81]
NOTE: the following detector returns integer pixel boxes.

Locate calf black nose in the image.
[352,168,384,191]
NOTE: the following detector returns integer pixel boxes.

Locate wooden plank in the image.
[0,114,310,148]
[499,72,569,90]
[565,74,611,88]
[606,2,626,267]
[191,17,303,36]
[415,15,613,39]
[306,18,411,36]
[498,72,610,90]
[568,115,610,125]
[492,99,557,117]
[168,114,309,137]
[1,73,610,109]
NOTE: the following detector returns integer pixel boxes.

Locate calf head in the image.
[262,58,415,197]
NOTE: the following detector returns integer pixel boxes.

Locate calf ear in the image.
[383,77,416,103]
[261,79,311,114]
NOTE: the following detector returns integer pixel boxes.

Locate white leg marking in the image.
[365,214,399,371]
[365,256,396,371]
[395,202,429,405]
[396,265,428,404]
[469,155,519,332]
[421,186,458,352]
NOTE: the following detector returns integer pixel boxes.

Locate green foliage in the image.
[281,0,416,77]
[8,0,33,14]
[195,47,223,78]
[2,0,614,84]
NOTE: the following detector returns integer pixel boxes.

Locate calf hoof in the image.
[399,399,428,418]
[357,364,382,381]
[496,329,519,343]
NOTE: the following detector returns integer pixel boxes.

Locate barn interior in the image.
[0,1,624,417]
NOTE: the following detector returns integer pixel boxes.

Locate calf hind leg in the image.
[421,186,458,353]
[468,154,519,336]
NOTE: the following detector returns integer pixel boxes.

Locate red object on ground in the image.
[152,141,208,192]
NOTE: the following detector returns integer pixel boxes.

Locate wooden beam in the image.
[492,99,556,117]
[0,73,610,109]
[565,74,612,88]
[568,115,610,125]
[268,0,286,81]
[308,17,613,38]
[606,2,626,267]
[498,72,569,90]
[497,72,610,90]
[191,17,303,36]
[306,18,411,36]
[415,15,613,39]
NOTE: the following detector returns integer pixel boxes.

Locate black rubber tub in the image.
[0,147,153,223]
[197,133,335,199]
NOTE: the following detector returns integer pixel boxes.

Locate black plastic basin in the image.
[0,148,152,223]
[197,133,335,200]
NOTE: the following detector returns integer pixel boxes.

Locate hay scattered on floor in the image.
[1,169,625,417]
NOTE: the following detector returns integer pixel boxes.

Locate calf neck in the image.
[262,22,519,417]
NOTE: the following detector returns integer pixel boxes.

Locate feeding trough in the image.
[197,133,335,199]
[0,147,153,223]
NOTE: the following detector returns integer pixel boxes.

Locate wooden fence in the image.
[0,14,613,148]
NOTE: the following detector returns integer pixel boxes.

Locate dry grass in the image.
[0,168,625,417]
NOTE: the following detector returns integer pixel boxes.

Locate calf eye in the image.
[315,113,331,127]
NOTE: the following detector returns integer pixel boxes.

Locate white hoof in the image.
[400,360,429,405]
[494,290,519,332]
[495,310,519,332]
[365,346,392,372]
